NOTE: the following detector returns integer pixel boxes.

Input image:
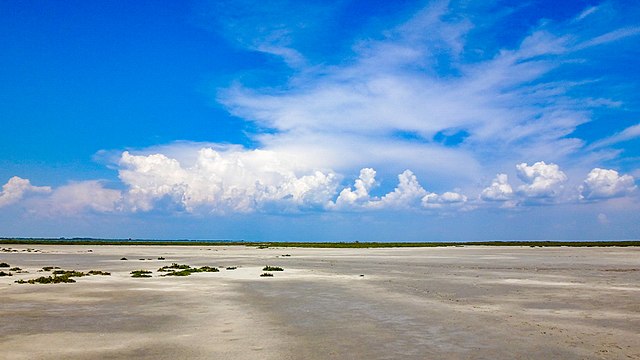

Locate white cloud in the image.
[373,170,428,209]
[216,2,638,191]
[480,174,514,201]
[421,191,467,209]
[0,176,51,208]
[333,168,377,208]
[41,181,123,215]
[516,161,567,199]
[588,123,640,150]
[118,147,339,213]
[579,168,636,200]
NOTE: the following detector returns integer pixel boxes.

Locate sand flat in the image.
[1,245,639,359]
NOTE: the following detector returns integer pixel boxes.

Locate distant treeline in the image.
[0,238,639,248]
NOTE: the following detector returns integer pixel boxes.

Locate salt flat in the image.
[1,245,638,359]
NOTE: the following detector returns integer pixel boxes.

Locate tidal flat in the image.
[0,245,638,359]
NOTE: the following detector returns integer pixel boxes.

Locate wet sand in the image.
[1,245,639,359]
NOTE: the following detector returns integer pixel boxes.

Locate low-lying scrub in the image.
[130,270,152,278]
[52,270,87,278]
[159,263,219,277]
[260,272,274,277]
[16,275,76,284]
[15,268,111,284]
[0,271,12,277]
[263,266,284,272]
[41,266,61,272]
[87,270,111,275]
[158,263,191,271]
[226,266,237,270]
[0,262,9,268]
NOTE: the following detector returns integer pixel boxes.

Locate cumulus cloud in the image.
[0,176,51,208]
[373,170,428,209]
[118,147,339,213]
[480,174,514,201]
[516,162,567,199]
[38,181,123,215]
[579,168,636,200]
[333,168,377,208]
[332,168,467,210]
[421,191,467,209]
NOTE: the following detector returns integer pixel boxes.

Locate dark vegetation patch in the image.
[158,263,219,277]
[281,254,291,257]
[130,270,152,278]
[0,271,12,277]
[157,257,165,260]
[260,272,274,277]
[88,270,111,275]
[15,269,111,284]
[40,266,61,272]
[263,266,284,272]
[120,257,128,260]
[0,262,9,268]
[16,275,76,284]
[226,266,237,270]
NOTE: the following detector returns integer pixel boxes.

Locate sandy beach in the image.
[0,244,638,359]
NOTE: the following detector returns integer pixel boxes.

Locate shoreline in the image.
[1,245,639,359]
[2,238,639,247]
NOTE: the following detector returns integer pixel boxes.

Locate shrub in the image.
[130,270,152,278]
[226,266,237,270]
[160,265,219,277]
[52,270,87,277]
[87,270,111,276]
[262,266,284,272]
[41,266,60,271]
[14,270,86,284]
[260,272,274,277]
[15,275,76,284]
[120,257,128,260]
[0,271,12,277]
[158,263,191,272]
[158,257,165,260]
[0,262,9,268]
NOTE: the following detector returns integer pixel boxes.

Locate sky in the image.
[1,0,639,241]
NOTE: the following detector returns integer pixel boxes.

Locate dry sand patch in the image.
[0,245,639,359]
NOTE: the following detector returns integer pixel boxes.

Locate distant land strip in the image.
[1,238,639,248]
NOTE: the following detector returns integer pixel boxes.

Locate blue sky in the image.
[1,0,639,241]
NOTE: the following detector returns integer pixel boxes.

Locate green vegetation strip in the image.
[15,269,110,284]
[158,263,219,277]
[130,270,152,278]
[1,238,639,248]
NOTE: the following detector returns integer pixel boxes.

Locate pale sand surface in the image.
[1,245,639,359]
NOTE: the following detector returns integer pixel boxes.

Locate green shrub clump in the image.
[14,270,88,284]
[226,266,237,270]
[87,270,111,275]
[262,266,284,272]
[130,270,152,278]
[0,271,12,277]
[260,272,274,277]
[41,266,61,272]
[159,264,219,277]
[15,275,76,284]
[0,262,10,268]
